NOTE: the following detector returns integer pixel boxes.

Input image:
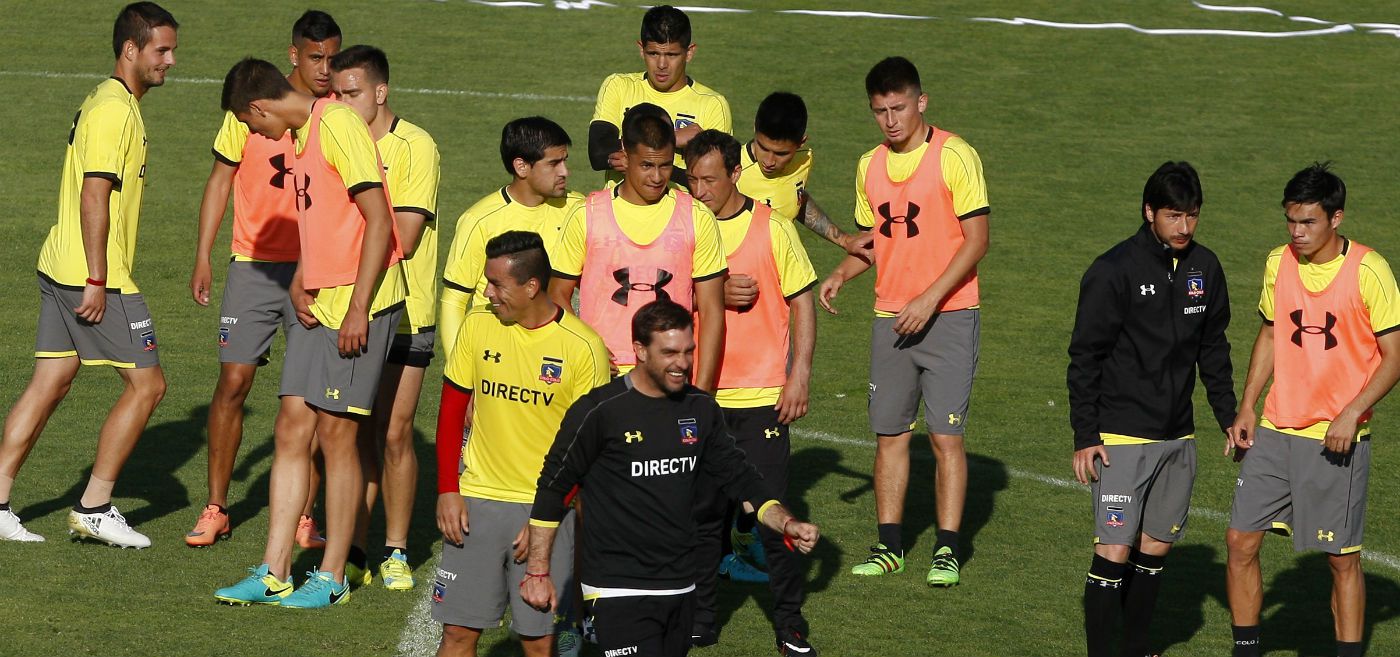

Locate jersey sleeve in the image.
[705,93,733,135]
[941,136,990,219]
[441,207,481,291]
[531,394,605,526]
[771,218,818,299]
[391,131,440,218]
[319,105,384,193]
[1360,251,1400,334]
[853,153,875,230]
[79,101,135,182]
[1258,247,1284,322]
[552,203,589,278]
[445,221,488,293]
[443,314,478,390]
[592,74,625,127]
[691,202,729,280]
[211,110,249,165]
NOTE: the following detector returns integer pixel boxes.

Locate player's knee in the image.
[1225,528,1261,560]
[1327,552,1362,576]
[383,422,415,459]
[214,366,256,402]
[437,624,481,656]
[1096,543,1131,563]
[131,370,167,407]
[928,434,966,458]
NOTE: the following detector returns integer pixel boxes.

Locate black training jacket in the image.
[1067,223,1237,450]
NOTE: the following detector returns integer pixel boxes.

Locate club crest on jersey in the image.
[678,418,699,445]
[1187,274,1205,299]
[675,113,698,130]
[1105,506,1125,528]
[539,356,564,385]
[219,327,229,348]
[432,580,446,603]
[141,331,157,351]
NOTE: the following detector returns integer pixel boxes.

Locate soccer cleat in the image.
[690,626,718,648]
[0,509,44,542]
[296,514,326,549]
[346,560,373,588]
[214,563,294,605]
[556,626,583,657]
[67,506,151,548]
[850,543,904,576]
[580,616,598,644]
[776,627,818,656]
[379,549,414,590]
[281,569,351,609]
[733,524,767,570]
[718,552,769,583]
[925,546,961,587]
[185,504,231,547]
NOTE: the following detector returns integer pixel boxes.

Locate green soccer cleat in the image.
[850,543,904,576]
[379,549,415,591]
[925,546,960,587]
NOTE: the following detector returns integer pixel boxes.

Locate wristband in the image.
[518,571,550,589]
[85,278,106,287]
[782,518,796,552]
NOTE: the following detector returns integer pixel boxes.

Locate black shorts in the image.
[588,592,694,657]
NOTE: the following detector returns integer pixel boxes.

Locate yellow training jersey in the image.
[378,117,441,334]
[593,71,731,176]
[714,202,817,408]
[445,308,612,503]
[737,141,813,224]
[552,187,727,281]
[38,78,148,293]
[1256,240,1400,439]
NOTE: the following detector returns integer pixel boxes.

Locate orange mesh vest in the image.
[865,128,979,313]
[1263,242,1381,428]
[293,99,402,290]
[578,190,695,366]
[715,203,787,389]
[231,131,300,261]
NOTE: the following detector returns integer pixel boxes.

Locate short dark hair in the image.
[292,10,341,44]
[622,103,675,153]
[112,2,178,58]
[631,300,694,346]
[683,129,740,173]
[641,5,691,47]
[485,231,551,287]
[1282,162,1346,217]
[755,92,807,144]
[865,56,921,97]
[221,58,294,113]
[1142,161,1203,218]
[330,45,389,84]
[500,117,572,175]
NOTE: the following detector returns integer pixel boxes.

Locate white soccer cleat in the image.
[67,505,151,549]
[0,509,45,542]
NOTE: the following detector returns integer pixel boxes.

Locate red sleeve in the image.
[435,381,472,495]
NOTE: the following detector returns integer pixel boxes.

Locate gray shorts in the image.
[1229,426,1370,554]
[868,309,979,436]
[218,260,296,366]
[278,306,403,415]
[1092,440,1196,545]
[387,328,436,368]
[35,273,159,369]
[431,496,576,636]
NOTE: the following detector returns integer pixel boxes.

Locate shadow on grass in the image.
[1152,544,1227,655]
[1258,551,1400,656]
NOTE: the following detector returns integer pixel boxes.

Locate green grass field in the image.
[4,1,1400,655]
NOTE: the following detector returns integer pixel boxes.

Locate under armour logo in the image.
[483,350,501,363]
[1318,529,1335,542]
[1289,310,1337,350]
[1140,285,1155,296]
[948,413,962,426]
[876,201,921,238]
[611,268,673,306]
[764,427,781,439]
[325,388,340,400]
[294,172,314,210]
[269,153,292,189]
[624,430,644,443]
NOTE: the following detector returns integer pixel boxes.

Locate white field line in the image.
[396,555,443,657]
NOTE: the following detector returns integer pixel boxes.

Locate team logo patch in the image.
[539,356,563,385]
[141,331,157,351]
[678,418,699,445]
[1105,506,1125,528]
[218,327,229,348]
[675,113,698,130]
[1187,275,1205,299]
[432,580,446,603]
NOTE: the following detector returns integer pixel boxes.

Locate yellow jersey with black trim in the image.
[1257,241,1400,440]
[38,78,147,293]
[443,188,584,311]
[737,141,813,224]
[714,203,817,408]
[552,187,727,281]
[854,129,989,317]
[378,117,441,334]
[446,308,612,503]
[593,72,731,176]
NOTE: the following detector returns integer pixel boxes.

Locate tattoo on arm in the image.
[801,193,849,246]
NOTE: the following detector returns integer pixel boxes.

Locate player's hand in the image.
[337,311,369,357]
[893,293,938,335]
[191,259,212,306]
[724,274,758,309]
[291,288,319,328]
[775,378,809,424]
[74,283,106,324]
[1226,408,1257,457]
[607,150,627,173]
[512,522,530,564]
[840,231,875,261]
[1323,410,1359,455]
[1072,444,1109,485]
[674,122,702,147]
[784,520,820,554]
[520,573,556,613]
[817,275,844,315]
[436,492,469,546]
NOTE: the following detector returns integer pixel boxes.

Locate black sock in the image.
[934,529,960,559]
[877,523,902,554]
[0,501,9,511]
[348,545,368,570]
[384,545,407,561]
[1119,550,1166,657]
[1085,555,1127,657]
[1337,641,1363,657]
[73,501,112,514]
[1231,625,1261,657]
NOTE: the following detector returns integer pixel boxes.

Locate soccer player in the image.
[818,57,990,586]
[0,2,176,547]
[431,231,610,657]
[213,57,406,608]
[551,103,728,391]
[521,300,820,657]
[684,131,820,654]
[1224,163,1400,657]
[440,117,583,355]
[186,9,342,550]
[588,5,730,188]
[1067,162,1236,657]
[330,44,441,591]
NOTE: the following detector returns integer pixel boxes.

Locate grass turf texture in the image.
[3,1,1400,655]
